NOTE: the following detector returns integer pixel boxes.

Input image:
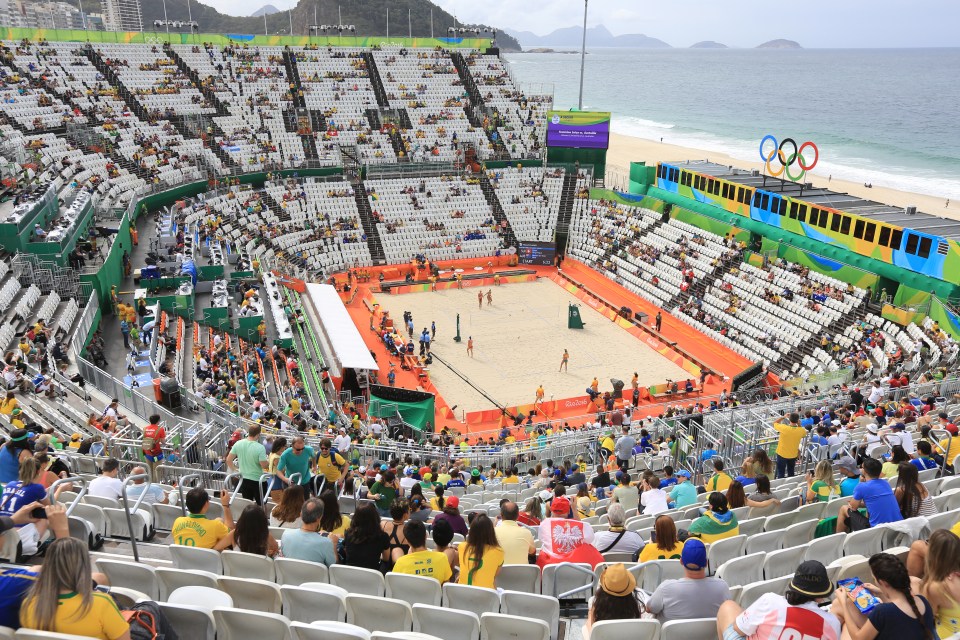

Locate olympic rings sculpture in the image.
[759,135,819,181]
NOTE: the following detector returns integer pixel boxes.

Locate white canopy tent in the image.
[304,283,379,375]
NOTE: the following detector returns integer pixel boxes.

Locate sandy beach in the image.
[605,132,959,222]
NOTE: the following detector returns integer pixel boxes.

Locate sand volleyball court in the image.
[375,278,691,414]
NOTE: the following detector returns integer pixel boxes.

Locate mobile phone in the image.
[30,507,47,519]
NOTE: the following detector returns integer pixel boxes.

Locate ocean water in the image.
[504,48,960,200]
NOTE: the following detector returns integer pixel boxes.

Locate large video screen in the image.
[546,111,611,149]
[518,241,557,266]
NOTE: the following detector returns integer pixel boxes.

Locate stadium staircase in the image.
[260,190,291,224]
[278,50,322,164]
[364,108,383,130]
[782,312,862,377]
[664,259,731,312]
[83,47,150,124]
[163,44,231,117]
[450,51,509,159]
[479,170,518,249]
[554,172,578,254]
[0,57,68,136]
[362,52,390,108]
[353,182,387,265]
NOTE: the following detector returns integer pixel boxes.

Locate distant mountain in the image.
[690,40,727,49]
[757,39,802,49]
[69,0,521,50]
[505,24,671,49]
[250,4,279,17]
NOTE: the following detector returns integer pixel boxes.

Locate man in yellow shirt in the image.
[171,487,234,550]
[703,458,733,492]
[940,435,960,472]
[315,438,347,490]
[494,501,536,565]
[392,520,452,583]
[600,432,615,460]
[773,413,807,478]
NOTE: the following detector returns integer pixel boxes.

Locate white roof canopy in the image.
[304,283,379,371]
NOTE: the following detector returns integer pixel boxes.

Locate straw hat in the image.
[598,564,636,597]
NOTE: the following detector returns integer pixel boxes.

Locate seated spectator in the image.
[583,564,642,639]
[725,480,747,509]
[837,456,862,496]
[910,441,939,472]
[919,529,960,637]
[592,503,643,556]
[806,460,840,503]
[688,492,739,543]
[495,501,535,565]
[716,560,840,640]
[703,458,734,493]
[431,518,459,580]
[612,471,639,512]
[458,513,504,589]
[87,458,123,500]
[894,463,937,519]
[668,470,697,508]
[881,446,910,478]
[269,484,306,529]
[171,487,234,550]
[638,515,685,562]
[318,489,351,539]
[646,539,731,622]
[227,504,279,557]
[19,538,132,639]
[745,474,780,509]
[342,502,390,571]
[433,494,468,536]
[0,458,50,555]
[280,497,336,567]
[382,499,411,566]
[518,496,542,527]
[837,457,902,533]
[392,520,452,583]
[124,466,167,505]
[830,552,937,640]
[639,475,669,515]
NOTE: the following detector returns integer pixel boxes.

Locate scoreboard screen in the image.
[518,242,556,266]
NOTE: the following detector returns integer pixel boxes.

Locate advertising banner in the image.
[546,111,611,149]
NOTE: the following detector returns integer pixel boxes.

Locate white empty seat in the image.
[330,565,386,597]
[222,550,277,581]
[479,612,549,640]
[275,557,329,586]
[763,546,807,580]
[291,621,371,640]
[157,602,217,640]
[168,585,234,609]
[660,618,718,640]
[385,573,442,607]
[156,568,220,601]
[715,552,765,588]
[169,544,223,574]
[412,604,480,640]
[500,591,560,640]
[216,576,283,613]
[588,619,661,640]
[94,559,159,601]
[345,594,413,634]
[706,535,746,574]
[281,584,347,624]
[442,583,500,619]
[496,564,541,593]
[212,608,292,640]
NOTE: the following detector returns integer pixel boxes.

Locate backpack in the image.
[141,426,156,454]
[121,600,178,640]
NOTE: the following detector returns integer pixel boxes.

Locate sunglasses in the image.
[320,447,330,451]
[294,447,304,453]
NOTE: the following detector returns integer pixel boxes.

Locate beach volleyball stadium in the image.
[0,21,958,640]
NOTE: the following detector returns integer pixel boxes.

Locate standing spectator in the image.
[716,560,840,640]
[458,513,503,589]
[646,539,731,622]
[120,318,130,349]
[614,426,636,469]
[583,564,642,639]
[837,457,903,533]
[141,414,165,475]
[226,426,268,504]
[773,413,806,478]
[276,436,314,493]
[280,498,336,567]
[495,501,535,565]
[591,503,643,556]
[392,520,452,583]
[314,438,347,493]
[831,553,937,640]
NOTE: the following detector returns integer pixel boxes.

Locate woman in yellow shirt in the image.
[637,515,686,563]
[319,489,351,543]
[20,538,131,639]
[457,513,504,589]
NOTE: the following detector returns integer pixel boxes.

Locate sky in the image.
[203,0,960,48]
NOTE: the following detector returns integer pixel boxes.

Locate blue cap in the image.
[892,422,906,430]
[380,464,388,471]
[681,538,708,569]
[676,469,692,478]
